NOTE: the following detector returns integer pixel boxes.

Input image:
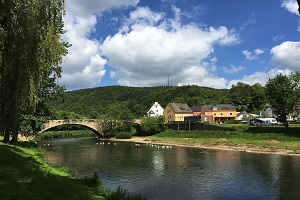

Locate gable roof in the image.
[169,103,192,113]
[202,104,236,111]
[190,106,202,112]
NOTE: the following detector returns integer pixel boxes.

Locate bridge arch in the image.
[40,119,103,137]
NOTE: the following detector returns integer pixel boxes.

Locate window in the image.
[221,113,223,116]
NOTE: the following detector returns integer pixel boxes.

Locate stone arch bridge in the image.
[41,119,103,137]
[39,119,142,137]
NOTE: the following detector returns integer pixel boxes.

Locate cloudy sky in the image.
[60,0,300,90]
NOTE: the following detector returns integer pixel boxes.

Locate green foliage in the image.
[265,72,299,128]
[34,130,94,140]
[80,173,102,188]
[19,115,49,137]
[115,132,132,139]
[47,85,231,118]
[105,187,147,200]
[156,127,300,141]
[100,103,134,135]
[229,82,266,112]
[53,110,87,119]
[225,120,241,124]
[140,116,166,135]
[0,0,68,142]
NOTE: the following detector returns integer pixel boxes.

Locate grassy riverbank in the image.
[0,138,147,200]
[119,124,300,156]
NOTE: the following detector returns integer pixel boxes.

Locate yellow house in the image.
[201,104,237,122]
[163,103,193,124]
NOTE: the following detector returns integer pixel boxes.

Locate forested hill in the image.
[46,85,230,118]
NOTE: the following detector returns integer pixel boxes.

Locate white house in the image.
[147,102,164,117]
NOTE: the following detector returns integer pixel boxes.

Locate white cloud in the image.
[270,41,300,70]
[227,68,293,88]
[177,66,228,89]
[60,0,140,90]
[273,34,286,41]
[223,65,246,74]
[101,7,240,87]
[240,12,256,31]
[66,0,140,17]
[281,0,299,15]
[281,0,300,31]
[242,49,264,60]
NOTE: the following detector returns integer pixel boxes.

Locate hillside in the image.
[46,85,230,118]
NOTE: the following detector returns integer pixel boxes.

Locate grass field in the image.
[153,125,300,152]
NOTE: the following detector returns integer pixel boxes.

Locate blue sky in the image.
[60,0,300,90]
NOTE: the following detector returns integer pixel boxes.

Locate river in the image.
[39,137,300,200]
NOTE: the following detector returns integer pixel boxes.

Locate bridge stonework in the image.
[41,119,103,137]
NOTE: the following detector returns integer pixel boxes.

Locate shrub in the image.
[225,120,240,124]
[115,132,132,139]
[140,116,166,135]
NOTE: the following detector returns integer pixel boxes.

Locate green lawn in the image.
[152,125,300,153]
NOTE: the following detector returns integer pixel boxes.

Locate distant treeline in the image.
[47,83,267,119]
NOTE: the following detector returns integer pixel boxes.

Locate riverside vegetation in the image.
[148,124,300,155]
[0,137,147,200]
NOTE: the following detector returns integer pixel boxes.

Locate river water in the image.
[39,137,300,200]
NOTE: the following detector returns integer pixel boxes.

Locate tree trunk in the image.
[11,130,18,143]
[2,132,10,143]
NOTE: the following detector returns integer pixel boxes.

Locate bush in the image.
[115,132,132,139]
[140,116,165,135]
[225,120,240,124]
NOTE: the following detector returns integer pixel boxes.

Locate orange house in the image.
[163,103,193,124]
[201,104,237,122]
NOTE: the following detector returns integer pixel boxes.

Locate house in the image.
[147,102,164,117]
[190,106,202,116]
[201,104,237,123]
[264,104,274,117]
[163,103,193,124]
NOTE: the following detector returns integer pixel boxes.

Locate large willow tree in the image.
[0,0,68,142]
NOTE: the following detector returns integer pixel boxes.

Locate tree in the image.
[249,83,266,113]
[140,116,165,135]
[229,82,253,109]
[265,72,299,128]
[0,0,68,142]
[18,115,48,138]
[100,104,134,135]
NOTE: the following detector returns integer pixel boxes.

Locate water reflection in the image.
[40,137,300,200]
